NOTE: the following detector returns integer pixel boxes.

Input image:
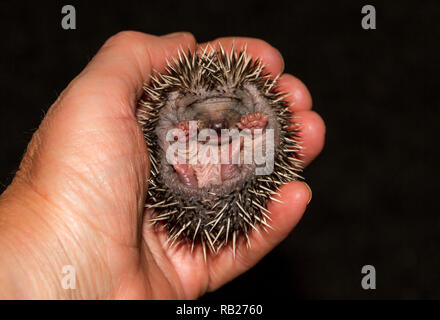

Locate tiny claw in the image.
[237,112,268,132]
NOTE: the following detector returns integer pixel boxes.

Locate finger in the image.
[293,110,326,167]
[278,73,313,112]
[207,180,310,291]
[198,36,284,77]
[57,31,197,116]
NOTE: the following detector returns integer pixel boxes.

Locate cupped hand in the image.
[0,31,325,299]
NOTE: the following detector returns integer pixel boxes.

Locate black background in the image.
[0,0,437,299]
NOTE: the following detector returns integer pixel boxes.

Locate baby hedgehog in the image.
[136,44,303,259]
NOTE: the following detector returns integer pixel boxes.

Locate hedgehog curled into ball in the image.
[136,45,303,259]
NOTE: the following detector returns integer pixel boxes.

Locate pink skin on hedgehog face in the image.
[170,112,268,188]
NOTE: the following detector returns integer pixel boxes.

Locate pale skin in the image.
[0,31,325,299]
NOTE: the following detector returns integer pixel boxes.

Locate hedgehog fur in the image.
[136,44,303,259]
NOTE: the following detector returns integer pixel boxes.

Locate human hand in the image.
[0,31,325,299]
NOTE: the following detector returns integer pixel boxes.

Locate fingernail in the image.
[162,32,188,39]
[304,182,312,205]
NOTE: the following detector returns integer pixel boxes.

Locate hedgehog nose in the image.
[209,118,229,134]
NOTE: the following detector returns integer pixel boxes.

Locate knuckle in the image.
[105,30,146,48]
[180,31,196,43]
